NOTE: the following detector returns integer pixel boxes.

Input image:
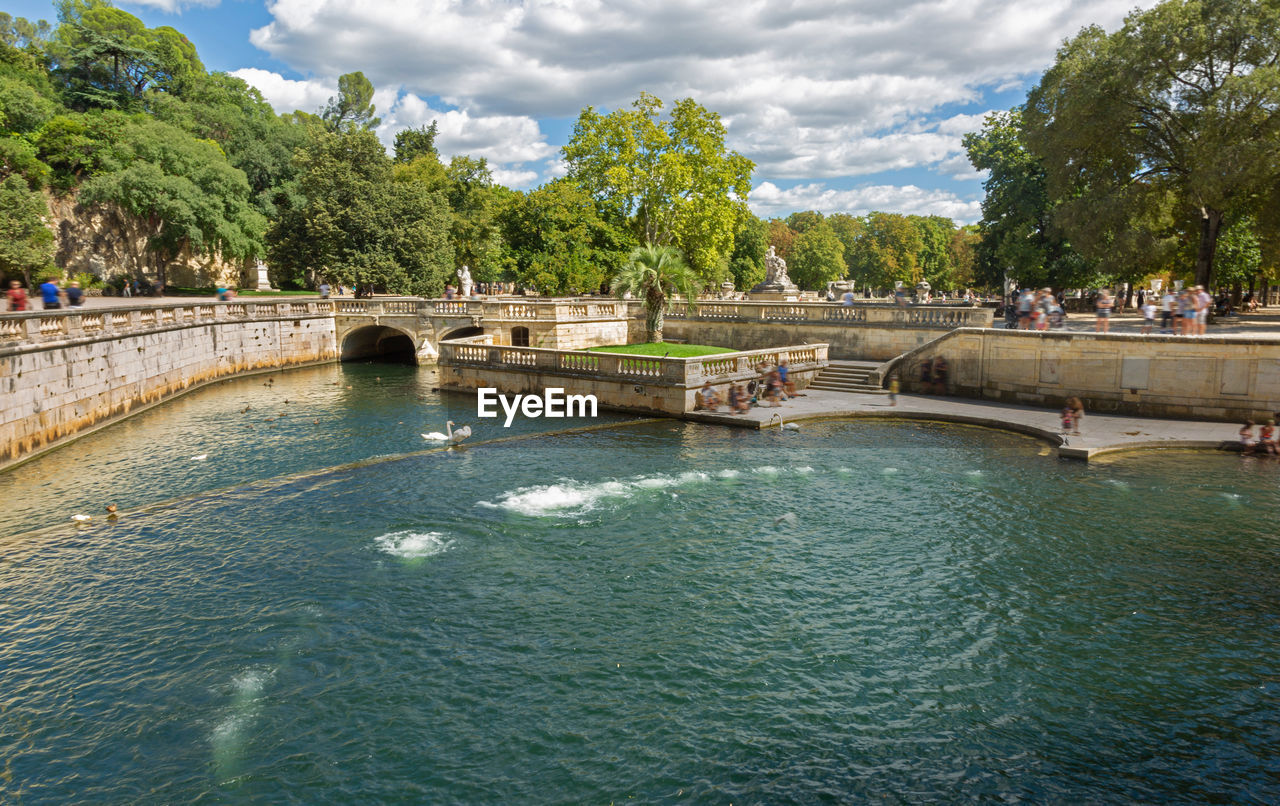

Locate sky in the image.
[7,0,1159,224]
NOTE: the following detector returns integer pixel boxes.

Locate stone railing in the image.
[664,300,992,328]
[438,339,829,389]
[334,297,636,322]
[0,300,336,349]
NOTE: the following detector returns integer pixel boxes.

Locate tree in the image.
[1024,0,1280,289]
[563,92,754,284]
[728,207,767,290]
[785,210,825,234]
[499,179,633,295]
[826,213,864,282]
[963,109,1092,291]
[268,129,452,296]
[0,174,54,286]
[788,222,846,290]
[846,212,924,289]
[321,71,380,132]
[610,243,699,343]
[765,218,798,262]
[394,122,438,163]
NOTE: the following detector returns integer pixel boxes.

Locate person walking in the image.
[1093,289,1113,332]
[6,280,29,311]
[1195,285,1212,335]
[65,281,84,309]
[1066,397,1084,435]
[39,277,62,310]
[319,281,331,300]
[1160,288,1175,333]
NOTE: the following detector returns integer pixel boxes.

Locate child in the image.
[1061,405,1075,435]
[1261,420,1277,455]
[1240,420,1257,455]
[1140,299,1157,334]
[888,373,900,407]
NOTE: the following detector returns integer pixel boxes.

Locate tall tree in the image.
[963,109,1097,290]
[1024,0,1280,289]
[321,71,380,132]
[610,244,698,343]
[727,207,767,290]
[562,92,754,284]
[846,212,925,289]
[394,122,438,163]
[788,221,846,290]
[0,174,55,286]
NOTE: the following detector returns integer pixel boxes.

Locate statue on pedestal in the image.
[457,265,473,297]
[750,246,799,294]
[254,259,273,291]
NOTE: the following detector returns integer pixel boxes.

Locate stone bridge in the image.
[333,297,640,362]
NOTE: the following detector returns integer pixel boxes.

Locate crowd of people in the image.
[1237,418,1280,456]
[695,358,803,414]
[6,278,87,311]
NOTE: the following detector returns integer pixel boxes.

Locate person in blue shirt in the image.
[40,278,61,309]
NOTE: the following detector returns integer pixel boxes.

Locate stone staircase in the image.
[806,360,887,394]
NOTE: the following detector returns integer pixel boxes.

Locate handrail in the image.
[0,300,335,348]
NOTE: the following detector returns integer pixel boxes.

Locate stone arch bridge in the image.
[333,297,638,362]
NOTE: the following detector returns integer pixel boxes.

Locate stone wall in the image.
[1,313,337,468]
[47,192,249,288]
[883,328,1280,421]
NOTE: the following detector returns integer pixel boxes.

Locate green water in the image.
[1,364,1277,803]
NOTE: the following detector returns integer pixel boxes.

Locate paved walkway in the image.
[686,389,1239,460]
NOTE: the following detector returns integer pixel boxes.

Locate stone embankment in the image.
[1,302,336,469]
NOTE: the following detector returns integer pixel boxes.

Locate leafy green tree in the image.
[0,173,54,286]
[728,207,767,290]
[394,122,438,163]
[765,218,798,262]
[322,71,380,132]
[846,212,924,289]
[963,109,1092,290]
[785,210,825,234]
[826,213,864,281]
[912,215,957,289]
[948,226,980,290]
[444,155,503,279]
[499,179,633,295]
[1024,0,1280,289]
[563,92,753,284]
[788,222,846,290]
[268,129,452,296]
[78,117,266,284]
[610,243,698,342]
[0,13,52,49]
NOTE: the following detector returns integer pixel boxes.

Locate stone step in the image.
[808,359,888,394]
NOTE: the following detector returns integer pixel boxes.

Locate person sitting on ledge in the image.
[696,382,721,412]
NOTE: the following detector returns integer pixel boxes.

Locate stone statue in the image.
[751,245,798,294]
[457,265,473,297]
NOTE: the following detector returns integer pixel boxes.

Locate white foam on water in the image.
[967,470,983,476]
[481,471,715,517]
[836,467,852,474]
[374,530,452,559]
[1221,492,1243,502]
[211,667,274,774]
[754,466,780,475]
[882,467,900,474]
[716,469,741,479]
[795,466,815,474]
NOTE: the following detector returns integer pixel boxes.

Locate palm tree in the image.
[610,244,699,343]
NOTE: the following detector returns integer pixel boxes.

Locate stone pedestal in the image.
[747,288,801,301]
[253,260,274,291]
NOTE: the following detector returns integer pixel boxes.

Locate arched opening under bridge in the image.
[341,325,418,363]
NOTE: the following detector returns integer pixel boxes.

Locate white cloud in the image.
[749,181,982,224]
[122,0,219,11]
[239,0,1162,213]
[230,68,332,115]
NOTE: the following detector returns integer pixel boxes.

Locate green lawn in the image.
[587,342,735,357]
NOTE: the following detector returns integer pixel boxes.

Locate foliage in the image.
[846,212,924,288]
[609,243,699,342]
[1024,0,1280,289]
[0,174,55,283]
[322,71,379,132]
[728,207,767,289]
[498,178,634,295]
[268,129,452,297]
[394,122,438,163]
[563,92,753,284]
[788,221,846,290]
[765,219,798,262]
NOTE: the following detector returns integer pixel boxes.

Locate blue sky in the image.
[6,0,1155,223]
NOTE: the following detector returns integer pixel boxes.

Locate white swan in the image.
[71,514,92,523]
[768,413,801,431]
[422,421,472,444]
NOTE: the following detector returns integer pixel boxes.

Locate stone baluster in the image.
[66,314,83,337]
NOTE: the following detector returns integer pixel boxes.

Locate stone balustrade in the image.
[665,300,992,329]
[0,300,336,350]
[438,339,829,389]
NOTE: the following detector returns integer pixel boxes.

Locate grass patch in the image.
[587,342,735,358]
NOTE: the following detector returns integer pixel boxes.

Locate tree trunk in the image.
[1194,207,1223,289]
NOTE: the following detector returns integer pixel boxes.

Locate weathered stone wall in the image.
[662,319,956,360]
[47,192,249,288]
[1,315,337,468]
[884,328,1280,421]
